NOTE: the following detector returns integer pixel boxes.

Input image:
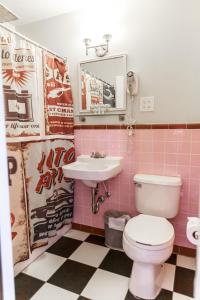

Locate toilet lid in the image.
[124,214,174,246]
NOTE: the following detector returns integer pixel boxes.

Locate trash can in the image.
[104,210,131,250]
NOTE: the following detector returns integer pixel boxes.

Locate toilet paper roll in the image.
[186,217,200,246]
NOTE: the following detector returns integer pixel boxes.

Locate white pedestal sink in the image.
[62,155,123,187]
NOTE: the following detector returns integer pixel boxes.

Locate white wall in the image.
[0,57,15,300]
[17,0,200,125]
[81,57,124,86]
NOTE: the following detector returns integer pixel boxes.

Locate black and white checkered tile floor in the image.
[15,229,196,300]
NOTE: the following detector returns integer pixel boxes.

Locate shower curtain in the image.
[1,27,74,264]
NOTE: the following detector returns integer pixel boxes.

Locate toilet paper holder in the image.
[187,217,200,245]
[193,231,199,240]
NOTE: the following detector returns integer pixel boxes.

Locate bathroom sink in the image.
[62,155,123,187]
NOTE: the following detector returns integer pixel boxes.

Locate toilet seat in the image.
[124,214,174,250]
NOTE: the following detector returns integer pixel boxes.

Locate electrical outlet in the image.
[140,96,154,112]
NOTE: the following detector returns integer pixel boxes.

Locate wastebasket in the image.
[104,210,131,250]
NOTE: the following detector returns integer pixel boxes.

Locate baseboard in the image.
[72,222,105,236]
[173,245,196,257]
[72,222,196,258]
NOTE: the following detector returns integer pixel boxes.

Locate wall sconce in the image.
[83,34,112,57]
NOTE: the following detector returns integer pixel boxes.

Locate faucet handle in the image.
[91,151,95,158]
[100,152,106,158]
[90,151,106,158]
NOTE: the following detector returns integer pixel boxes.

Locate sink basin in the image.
[62,155,123,187]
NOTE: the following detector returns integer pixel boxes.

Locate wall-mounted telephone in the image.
[126,71,138,137]
[127,71,138,96]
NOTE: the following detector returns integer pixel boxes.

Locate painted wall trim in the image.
[74,123,200,130]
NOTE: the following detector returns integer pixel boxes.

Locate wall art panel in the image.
[0,28,43,137]
[22,139,75,249]
[43,51,74,135]
[7,143,29,264]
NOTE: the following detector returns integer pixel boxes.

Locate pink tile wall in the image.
[74,128,200,248]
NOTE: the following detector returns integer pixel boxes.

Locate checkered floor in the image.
[15,229,196,300]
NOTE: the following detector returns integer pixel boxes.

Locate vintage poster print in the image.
[7,144,29,264]
[81,69,116,111]
[0,28,43,137]
[22,139,75,249]
[81,70,103,109]
[43,51,74,135]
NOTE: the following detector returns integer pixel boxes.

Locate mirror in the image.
[79,55,126,114]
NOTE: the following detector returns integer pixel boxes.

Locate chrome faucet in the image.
[90,151,106,158]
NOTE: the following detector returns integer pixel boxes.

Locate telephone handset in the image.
[127,71,138,96]
[126,71,138,137]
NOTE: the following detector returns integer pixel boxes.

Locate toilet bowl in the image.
[123,214,174,299]
[122,174,181,299]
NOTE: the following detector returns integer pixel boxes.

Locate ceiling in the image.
[0,0,94,25]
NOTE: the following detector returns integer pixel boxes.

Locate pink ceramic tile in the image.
[165,154,177,165]
[92,130,108,140]
[137,129,153,140]
[165,141,178,153]
[165,129,180,141]
[135,140,153,153]
[153,129,166,141]
[153,153,165,164]
[153,141,165,153]
[119,203,133,213]
[191,142,200,154]
[137,163,155,174]
[177,154,190,166]
[152,164,165,175]
[175,235,195,249]
[119,172,132,184]
[172,212,188,228]
[181,179,189,194]
[191,129,200,141]
[164,164,178,176]
[177,141,191,154]
[175,129,191,141]
[166,129,190,141]
[191,155,200,166]
[179,195,189,213]
[73,205,83,224]
[138,152,154,164]
[176,165,190,180]
[108,129,121,140]
[119,130,129,141]
[189,198,199,215]
[74,129,83,139]
[188,180,200,199]
[190,166,200,180]
[119,144,129,156]
[74,129,200,248]
[119,184,131,196]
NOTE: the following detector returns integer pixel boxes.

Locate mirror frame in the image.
[78,54,127,115]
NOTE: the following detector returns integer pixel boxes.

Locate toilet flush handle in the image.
[134,182,142,188]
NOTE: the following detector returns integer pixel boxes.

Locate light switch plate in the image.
[140,96,154,111]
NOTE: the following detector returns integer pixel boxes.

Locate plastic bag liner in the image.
[104,210,131,250]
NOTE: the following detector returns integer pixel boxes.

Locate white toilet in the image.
[123,174,182,300]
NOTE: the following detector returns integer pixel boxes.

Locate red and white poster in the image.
[0,28,43,137]
[22,139,75,249]
[43,51,74,135]
[7,144,29,264]
[81,70,105,110]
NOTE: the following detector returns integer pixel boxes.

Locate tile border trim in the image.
[72,222,196,257]
[72,222,105,236]
[74,123,200,130]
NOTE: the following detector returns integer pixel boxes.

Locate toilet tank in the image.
[134,174,182,219]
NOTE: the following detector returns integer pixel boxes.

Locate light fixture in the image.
[83,34,112,57]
